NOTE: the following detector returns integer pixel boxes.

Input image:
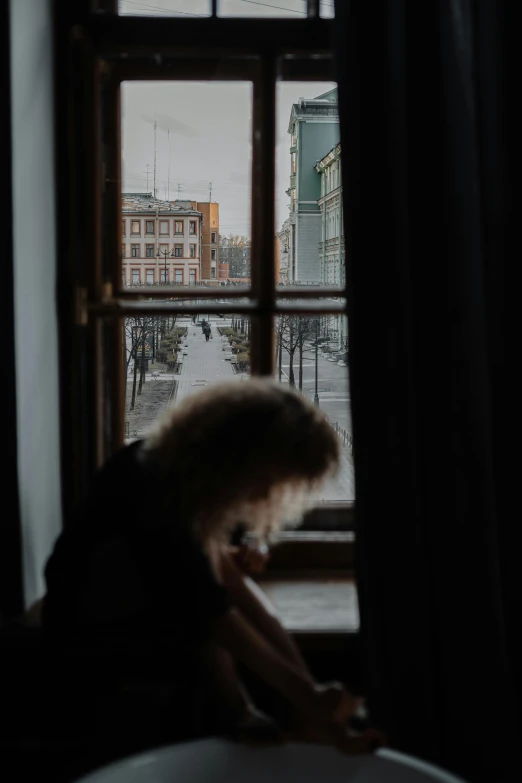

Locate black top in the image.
[42,441,229,648]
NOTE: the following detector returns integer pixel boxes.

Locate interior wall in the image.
[10,0,62,609]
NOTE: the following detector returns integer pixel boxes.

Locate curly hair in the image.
[143,378,340,543]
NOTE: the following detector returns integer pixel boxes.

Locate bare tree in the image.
[276,314,317,390]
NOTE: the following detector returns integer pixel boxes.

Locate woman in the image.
[43,379,383,753]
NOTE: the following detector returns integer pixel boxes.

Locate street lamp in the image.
[156,246,175,284]
[314,317,320,407]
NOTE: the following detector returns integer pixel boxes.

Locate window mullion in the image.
[251,56,276,377]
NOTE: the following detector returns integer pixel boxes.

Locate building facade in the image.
[284,88,339,283]
[276,218,291,284]
[122,194,203,286]
[189,201,220,283]
[315,142,347,351]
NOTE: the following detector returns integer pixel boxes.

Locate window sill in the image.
[260,575,358,636]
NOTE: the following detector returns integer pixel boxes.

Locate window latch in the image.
[76,287,88,326]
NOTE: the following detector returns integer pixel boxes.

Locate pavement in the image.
[126,314,355,503]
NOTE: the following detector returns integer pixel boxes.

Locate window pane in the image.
[124,311,250,444]
[276,80,343,291]
[218,0,307,18]
[121,80,252,291]
[320,1,335,18]
[118,0,211,17]
[274,313,353,507]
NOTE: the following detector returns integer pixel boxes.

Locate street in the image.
[279,342,352,435]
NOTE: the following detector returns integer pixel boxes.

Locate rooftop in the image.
[122,193,202,216]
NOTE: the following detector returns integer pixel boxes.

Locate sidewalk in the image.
[170,315,242,408]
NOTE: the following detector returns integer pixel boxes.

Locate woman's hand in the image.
[311,682,362,725]
[230,542,270,576]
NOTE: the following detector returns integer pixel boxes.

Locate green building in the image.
[285,88,339,283]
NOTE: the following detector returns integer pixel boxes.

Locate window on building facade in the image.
[122,220,126,234]
[160,269,168,283]
[131,220,140,235]
[175,221,183,234]
[175,269,183,284]
[189,269,196,285]
[131,244,139,257]
[146,269,154,284]
[122,244,125,257]
[189,221,197,235]
[159,220,169,235]
[211,248,217,262]
[211,231,217,244]
[145,220,154,234]
[174,244,183,258]
[190,244,196,258]
[131,269,139,283]
[211,267,216,279]
[145,244,154,258]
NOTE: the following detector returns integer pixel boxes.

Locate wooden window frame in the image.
[145,243,154,258]
[175,220,184,235]
[130,220,140,235]
[131,244,140,258]
[63,1,352,531]
[190,243,196,258]
[145,220,155,235]
[159,219,169,235]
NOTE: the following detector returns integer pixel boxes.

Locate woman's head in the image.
[144,378,340,542]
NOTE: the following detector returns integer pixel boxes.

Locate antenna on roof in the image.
[145,164,151,192]
[209,181,212,202]
[153,120,157,198]
[178,182,182,200]
[167,129,170,201]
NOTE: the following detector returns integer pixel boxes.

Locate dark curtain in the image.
[334,1,519,781]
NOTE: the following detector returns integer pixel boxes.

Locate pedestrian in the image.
[41,380,385,753]
[203,323,211,341]
[192,315,196,324]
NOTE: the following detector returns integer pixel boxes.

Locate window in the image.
[122,244,125,257]
[122,220,126,234]
[75,4,349,542]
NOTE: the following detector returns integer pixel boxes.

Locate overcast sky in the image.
[119,0,335,238]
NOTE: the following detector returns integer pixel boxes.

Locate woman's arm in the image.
[219,546,313,681]
[214,607,349,724]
